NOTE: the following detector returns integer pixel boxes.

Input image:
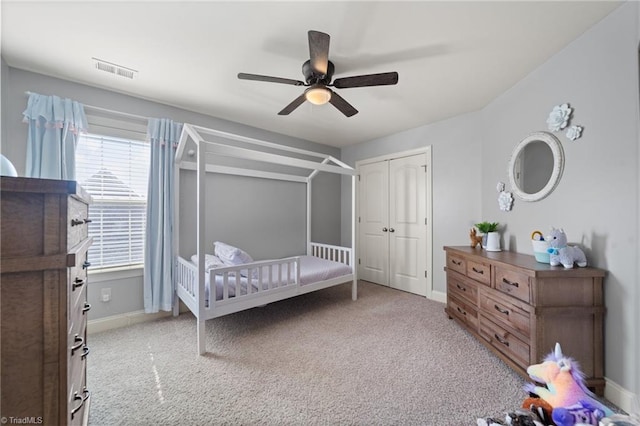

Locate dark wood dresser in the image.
[1,177,93,425]
[444,246,606,395]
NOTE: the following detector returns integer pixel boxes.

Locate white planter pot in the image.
[485,232,501,251]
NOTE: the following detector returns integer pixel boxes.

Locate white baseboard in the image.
[429,289,447,304]
[88,310,172,334]
[605,377,639,414]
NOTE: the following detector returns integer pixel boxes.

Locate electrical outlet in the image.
[101,287,111,302]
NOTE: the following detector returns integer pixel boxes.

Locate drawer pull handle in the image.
[494,334,510,346]
[502,278,519,288]
[71,335,84,354]
[71,218,84,226]
[83,261,91,269]
[451,260,462,266]
[456,307,466,316]
[472,267,484,274]
[82,302,92,314]
[456,284,466,292]
[81,345,90,359]
[71,388,90,419]
[72,278,85,291]
[494,304,510,315]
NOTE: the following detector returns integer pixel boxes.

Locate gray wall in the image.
[1,67,342,320]
[480,2,638,394]
[635,1,640,399]
[1,58,7,149]
[341,2,639,398]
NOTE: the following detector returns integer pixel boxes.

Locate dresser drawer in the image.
[446,253,466,275]
[467,260,490,285]
[69,250,89,322]
[68,329,88,410]
[68,368,89,426]
[447,274,478,307]
[479,291,530,338]
[494,267,530,303]
[448,295,478,331]
[479,315,530,369]
[68,197,90,248]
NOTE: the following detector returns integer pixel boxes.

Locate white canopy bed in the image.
[172,124,357,355]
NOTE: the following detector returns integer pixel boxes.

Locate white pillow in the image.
[190,253,225,270]
[214,241,253,266]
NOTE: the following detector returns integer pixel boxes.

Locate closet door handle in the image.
[389,228,395,233]
[382,228,388,232]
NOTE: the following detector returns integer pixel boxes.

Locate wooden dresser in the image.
[444,246,606,395]
[1,177,93,425]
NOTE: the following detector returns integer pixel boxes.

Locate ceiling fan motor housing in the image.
[303,59,334,85]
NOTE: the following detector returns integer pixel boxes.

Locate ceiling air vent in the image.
[92,58,137,80]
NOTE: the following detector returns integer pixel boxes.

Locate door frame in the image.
[355,146,433,300]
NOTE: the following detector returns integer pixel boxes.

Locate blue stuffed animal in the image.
[546,228,587,268]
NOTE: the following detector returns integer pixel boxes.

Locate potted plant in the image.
[475,221,499,250]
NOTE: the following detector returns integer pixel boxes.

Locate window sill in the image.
[89,265,143,283]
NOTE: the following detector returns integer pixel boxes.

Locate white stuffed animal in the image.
[546,228,587,268]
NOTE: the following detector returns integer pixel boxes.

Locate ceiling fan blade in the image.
[238,73,305,86]
[278,93,307,115]
[332,72,399,89]
[328,90,358,117]
[308,30,330,75]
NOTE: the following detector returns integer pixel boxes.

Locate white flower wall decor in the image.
[546,103,572,131]
[496,181,513,212]
[546,103,584,141]
[565,125,583,141]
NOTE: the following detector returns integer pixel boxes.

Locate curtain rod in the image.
[25,91,149,124]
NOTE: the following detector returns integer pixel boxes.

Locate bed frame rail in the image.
[310,242,352,267]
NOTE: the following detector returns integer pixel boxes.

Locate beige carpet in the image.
[87,281,529,425]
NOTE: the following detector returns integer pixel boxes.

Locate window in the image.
[76,133,150,269]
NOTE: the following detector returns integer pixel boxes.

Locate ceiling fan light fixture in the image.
[305,86,331,105]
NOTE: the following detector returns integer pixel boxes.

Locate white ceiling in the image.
[1,1,621,148]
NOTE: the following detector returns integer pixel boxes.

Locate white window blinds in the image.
[76,133,150,269]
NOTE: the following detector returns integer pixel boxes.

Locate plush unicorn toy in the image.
[552,400,607,426]
[546,228,587,268]
[525,343,613,419]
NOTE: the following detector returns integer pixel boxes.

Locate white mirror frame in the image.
[508,131,564,202]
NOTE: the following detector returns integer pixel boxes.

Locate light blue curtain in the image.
[22,92,88,179]
[144,118,183,313]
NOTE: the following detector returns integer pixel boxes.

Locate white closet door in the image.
[358,160,389,286]
[389,154,427,296]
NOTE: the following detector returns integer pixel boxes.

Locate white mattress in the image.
[204,255,352,303]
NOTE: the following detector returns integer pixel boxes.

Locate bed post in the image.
[351,173,357,301]
[172,144,182,317]
[197,318,206,355]
[196,127,207,355]
[306,177,312,255]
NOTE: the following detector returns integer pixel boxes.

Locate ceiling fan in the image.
[237,30,399,117]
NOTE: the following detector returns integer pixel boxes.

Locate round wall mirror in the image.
[508,131,564,202]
